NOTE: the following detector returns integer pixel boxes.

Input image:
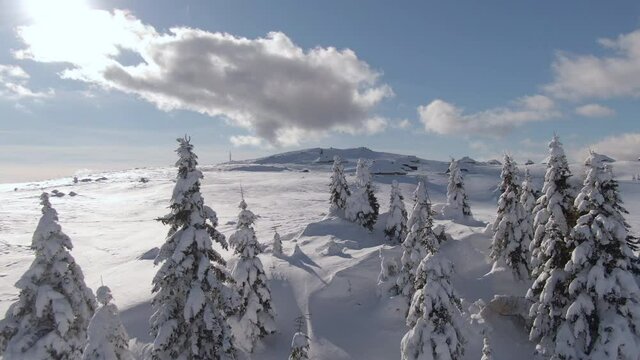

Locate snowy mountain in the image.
[222,147,487,175]
[1,150,639,359]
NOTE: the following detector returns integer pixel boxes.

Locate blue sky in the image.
[1,0,639,182]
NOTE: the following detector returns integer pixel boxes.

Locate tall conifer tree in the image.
[150,136,235,359]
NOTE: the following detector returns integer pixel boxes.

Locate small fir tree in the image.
[384,180,408,244]
[272,229,283,256]
[556,153,640,359]
[377,246,400,297]
[345,158,380,230]
[481,335,493,360]
[288,332,310,360]
[150,136,236,360]
[530,134,576,277]
[0,193,96,360]
[443,159,472,218]
[490,155,530,280]
[228,196,276,352]
[329,156,350,212]
[396,181,439,302]
[82,285,134,360]
[526,215,572,359]
[401,253,465,360]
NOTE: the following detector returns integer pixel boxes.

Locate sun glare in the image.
[23,0,90,23]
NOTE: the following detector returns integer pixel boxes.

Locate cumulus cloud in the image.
[575,103,615,118]
[0,64,53,99]
[545,29,640,99]
[577,133,640,161]
[229,135,265,147]
[15,9,392,145]
[395,119,411,129]
[417,94,558,135]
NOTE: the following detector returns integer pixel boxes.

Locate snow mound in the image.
[318,240,347,256]
[226,165,290,172]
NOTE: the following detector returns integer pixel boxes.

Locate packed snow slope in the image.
[1,149,639,359]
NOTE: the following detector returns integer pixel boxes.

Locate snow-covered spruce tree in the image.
[288,332,310,360]
[530,134,576,278]
[384,180,408,244]
[228,197,276,352]
[490,154,530,280]
[443,158,472,218]
[345,158,380,231]
[329,156,350,212]
[481,335,493,360]
[150,136,235,360]
[401,253,465,360]
[0,193,96,359]
[377,246,400,297]
[526,215,572,359]
[600,164,640,254]
[396,180,439,302]
[272,229,283,256]
[519,168,536,268]
[556,153,640,359]
[82,285,133,360]
[520,168,537,215]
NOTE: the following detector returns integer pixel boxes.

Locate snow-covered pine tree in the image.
[345,158,380,230]
[490,154,530,280]
[0,193,97,359]
[600,164,640,253]
[396,180,439,302]
[82,285,133,360]
[520,168,537,215]
[288,332,310,360]
[530,134,576,278]
[272,229,283,256]
[481,335,493,360]
[519,168,536,271]
[556,153,640,359]
[526,214,571,358]
[443,158,472,218]
[228,197,276,352]
[384,180,408,244]
[329,156,350,212]
[377,246,400,297]
[401,253,465,360]
[150,136,236,360]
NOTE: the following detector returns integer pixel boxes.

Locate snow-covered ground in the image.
[1,148,639,359]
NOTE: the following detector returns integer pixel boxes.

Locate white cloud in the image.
[574,103,615,118]
[229,135,265,147]
[0,64,53,99]
[395,119,411,129]
[417,94,558,135]
[14,8,392,146]
[546,29,640,99]
[362,117,388,134]
[576,133,640,161]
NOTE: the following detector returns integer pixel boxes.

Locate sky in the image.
[1,0,640,183]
